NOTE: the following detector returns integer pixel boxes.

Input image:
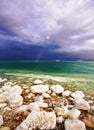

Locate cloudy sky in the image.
[0,0,94,60]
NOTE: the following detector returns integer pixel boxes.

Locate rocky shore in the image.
[0,78,94,130]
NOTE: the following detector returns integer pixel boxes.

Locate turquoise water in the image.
[0,61,94,74]
[0,61,94,79]
[0,61,94,96]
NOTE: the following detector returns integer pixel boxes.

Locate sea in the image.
[0,60,94,96]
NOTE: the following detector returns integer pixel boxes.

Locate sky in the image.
[0,0,94,60]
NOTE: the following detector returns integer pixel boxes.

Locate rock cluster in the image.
[0,78,94,130]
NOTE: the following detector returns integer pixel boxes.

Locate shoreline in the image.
[1,72,94,96]
[0,77,94,130]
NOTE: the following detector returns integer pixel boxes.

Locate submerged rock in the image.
[64,119,86,130]
[31,84,49,93]
[74,98,90,110]
[34,79,43,85]
[50,84,64,94]
[16,111,56,130]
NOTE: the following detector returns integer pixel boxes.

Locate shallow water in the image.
[0,61,94,96]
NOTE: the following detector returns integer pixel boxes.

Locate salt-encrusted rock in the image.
[3,107,11,113]
[54,107,64,116]
[16,111,56,130]
[62,90,71,97]
[68,108,81,119]
[0,115,3,126]
[4,81,12,86]
[16,105,29,113]
[2,85,22,95]
[34,79,43,85]
[28,103,40,111]
[51,92,57,97]
[6,94,23,107]
[11,85,22,95]
[34,96,43,102]
[42,93,51,98]
[74,98,90,110]
[47,90,52,94]
[2,86,11,92]
[31,84,49,93]
[0,94,6,103]
[71,91,85,99]
[0,103,7,108]
[64,119,86,130]
[36,101,48,108]
[50,84,64,94]
[56,116,64,124]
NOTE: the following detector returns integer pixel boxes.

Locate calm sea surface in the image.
[0,61,94,74]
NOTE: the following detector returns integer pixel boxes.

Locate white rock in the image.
[42,93,51,98]
[34,96,43,102]
[62,90,71,97]
[2,85,22,95]
[16,105,29,113]
[36,101,48,108]
[2,86,11,92]
[50,84,64,94]
[0,103,7,108]
[6,94,23,107]
[34,79,43,84]
[31,84,49,93]
[74,98,90,110]
[16,111,56,130]
[28,103,40,111]
[0,94,6,103]
[68,108,81,119]
[56,116,64,124]
[11,85,22,95]
[71,91,85,99]
[55,107,64,116]
[0,115,3,126]
[47,90,52,94]
[51,92,57,97]
[64,119,86,130]
[3,107,12,113]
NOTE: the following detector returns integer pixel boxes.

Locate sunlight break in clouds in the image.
[0,0,94,54]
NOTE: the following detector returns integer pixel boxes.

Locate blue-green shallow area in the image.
[0,61,94,96]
